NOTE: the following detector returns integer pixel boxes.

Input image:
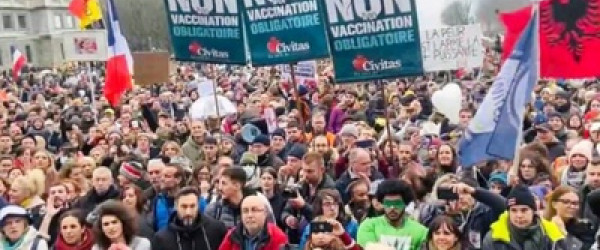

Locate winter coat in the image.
[72,185,120,215]
[0,226,48,250]
[299,219,359,249]
[204,199,242,229]
[181,137,204,167]
[583,187,600,249]
[419,188,506,249]
[218,223,288,250]
[327,107,347,134]
[336,168,384,203]
[152,214,227,250]
[481,212,581,250]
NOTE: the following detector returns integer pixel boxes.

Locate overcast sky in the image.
[416,0,449,28]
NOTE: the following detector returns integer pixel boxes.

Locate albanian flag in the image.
[501,0,600,78]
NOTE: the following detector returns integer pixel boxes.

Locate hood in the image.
[489,212,564,243]
[167,213,203,234]
[0,226,41,246]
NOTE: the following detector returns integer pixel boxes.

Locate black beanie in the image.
[506,184,536,210]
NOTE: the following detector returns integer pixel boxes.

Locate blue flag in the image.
[458,12,538,168]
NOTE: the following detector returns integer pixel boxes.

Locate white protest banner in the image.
[421,25,484,72]
[278,61,317,85]
[62,30,108,61]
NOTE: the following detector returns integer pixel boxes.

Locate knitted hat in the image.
[488,172,508,187]
[119,161,145,182]
[0,205,30,226]
[287,144,307,160]
[339,124,359,138]
[298,85,308,96]
[569,140,593,161]
[240,152,258,166]
[252,134,271,146]
[271,128,286,140]
[204,136,218,145]
[506,184,536,210]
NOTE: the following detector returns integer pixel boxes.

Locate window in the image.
[2,15,13,29]
[17,15,27,29]
[64,15,74,28]
[54,14,62,29]
[25,45,32,63]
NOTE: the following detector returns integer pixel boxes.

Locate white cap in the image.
[591,122,600,132]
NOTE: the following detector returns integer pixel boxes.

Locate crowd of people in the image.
[0,59,599,250]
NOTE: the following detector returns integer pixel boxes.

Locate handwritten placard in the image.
[421,24,484,72]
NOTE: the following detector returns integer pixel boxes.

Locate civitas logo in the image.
[189,42,202,56]
[188,41,229,58]
[352,55,402,72]
[267,37,310,55]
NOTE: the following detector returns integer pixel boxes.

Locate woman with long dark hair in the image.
[92,200,150,250]
[430,143,459,177]
[120,185,154,240]
[299,189,360,250]
[54,209,95,250]
[259,167,287,228]
[421,215,464,250]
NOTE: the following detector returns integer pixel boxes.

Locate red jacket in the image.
[218,222,288,250]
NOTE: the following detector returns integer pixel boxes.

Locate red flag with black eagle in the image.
[501,0,600,78]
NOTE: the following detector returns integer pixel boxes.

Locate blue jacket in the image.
[299,219,358,249]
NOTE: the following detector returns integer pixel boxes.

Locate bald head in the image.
[92,167,113,194]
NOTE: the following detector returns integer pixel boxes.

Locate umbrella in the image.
[189,95,237,120]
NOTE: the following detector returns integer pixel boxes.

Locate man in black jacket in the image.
[73,167,120,215]
[152,187,227,250]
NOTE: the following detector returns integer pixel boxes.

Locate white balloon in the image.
[432,83,463,124]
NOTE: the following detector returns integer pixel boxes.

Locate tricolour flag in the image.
[11,46,27,79]
[103,0,133,107]
[458,12,539,168]
[501,0,600,78]
[68,0,103,29]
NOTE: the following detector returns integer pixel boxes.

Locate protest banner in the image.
[132,52,170,86]
[278,60,317,84]
[62,30,108,61]
[421,24,485,72]
[163,0,247,64]
[322,0,424,83]
[240,0,330,66]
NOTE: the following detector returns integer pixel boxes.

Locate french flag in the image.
[11,46,27,79]
[104,0,133,107]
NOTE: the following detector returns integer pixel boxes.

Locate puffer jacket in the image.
[181,137,204,167]
[419,188,506,250]
[481,212,582,250]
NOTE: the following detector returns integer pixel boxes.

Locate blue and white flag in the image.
[458,12,538,168]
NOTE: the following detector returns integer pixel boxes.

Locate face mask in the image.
[382,199,406,210]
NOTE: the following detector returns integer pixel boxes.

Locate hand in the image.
[290,194,306,209]
[449,183,475,195]
[45,195,61,216]
[285,216,298,229]
[327,219,344,236]
[509,172,519,187]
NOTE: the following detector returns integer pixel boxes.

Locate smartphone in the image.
[310,221,333,234]
[437,187,459,200]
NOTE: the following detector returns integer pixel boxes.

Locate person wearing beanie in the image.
[270,128,287,160]
[239,152,261,190]
[118,161,148,189]
[250,134,285,169]
[0,205,48,249]
[558,140,593,190]
[489,171,509,195]
[482,184,574,250]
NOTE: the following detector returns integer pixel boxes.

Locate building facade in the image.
[0,0,78,70]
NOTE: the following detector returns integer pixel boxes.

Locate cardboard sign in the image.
[62,30,108,61]
[133,52,170,86]
[421,24,485,72]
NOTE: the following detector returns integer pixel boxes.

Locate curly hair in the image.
[93,200,137,249]
[376,179,414,205]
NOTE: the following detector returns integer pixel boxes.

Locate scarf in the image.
[54,228,95,250]
[508,219,543,250]
[564,167,586,189]
[2,235,25,250]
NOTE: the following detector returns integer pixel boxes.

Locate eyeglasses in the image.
[557,199,579,207]
[242,207,265,215]
[322,202,339,208]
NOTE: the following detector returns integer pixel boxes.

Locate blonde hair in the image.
[12,173,40,198]
[28,169,46,196]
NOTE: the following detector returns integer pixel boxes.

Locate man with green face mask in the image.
[357,179,428,250]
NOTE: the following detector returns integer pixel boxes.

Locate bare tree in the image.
[441,0,472,26]
[106,0,171,52]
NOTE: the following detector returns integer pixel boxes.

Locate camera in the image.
[282,183,302,199]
